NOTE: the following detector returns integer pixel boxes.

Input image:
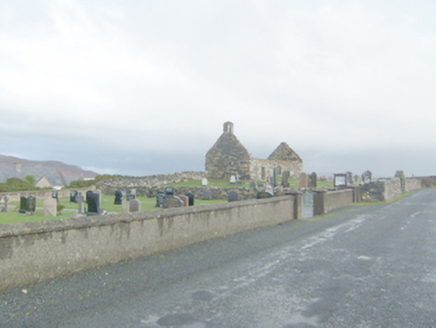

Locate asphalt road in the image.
[1,189,436,327]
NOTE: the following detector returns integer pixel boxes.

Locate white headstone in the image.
[202,178,208,186]
[230,175,236,184]
[43,197,57,217]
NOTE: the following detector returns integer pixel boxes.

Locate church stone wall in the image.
[250,158,303,181]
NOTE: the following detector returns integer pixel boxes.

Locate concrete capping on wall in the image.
[0,195,296,292]
[313,189,354,216]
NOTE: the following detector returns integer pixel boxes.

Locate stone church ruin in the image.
[205,122,303,181]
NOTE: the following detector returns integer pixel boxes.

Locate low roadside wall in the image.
[313,189,354,215]
[361,177,422,202]
[0,196,296,292]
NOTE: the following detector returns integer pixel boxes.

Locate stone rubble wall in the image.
[360,177,422,202]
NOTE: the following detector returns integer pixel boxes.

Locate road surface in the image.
[1,189,436,327]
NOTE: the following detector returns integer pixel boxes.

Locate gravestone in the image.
[236,173,242,185]
[299,172,308,188]
[129,199,141,212]
[1,195,10,212]
[52,190,58,201]
[27,195,36,213]
[19,197,29,213]
[282,171,290,188]
[163,196,184,209]
[308,172,317,188]
[229,175,236,185]
[186,192,195,206]
[256,191,273,199]
[94,189,102,205]
[257,184,264,189]
[76,192,85,214]
[362,170,372,184]
[202,178,208,186]
[86,190,94,203]
[70,190,78,203]
[114,190,123,205]
[165,187,175,196]
[346,172,353,185]
[202,190,212,200]
[273,168,277,188]
[266,184,274,196]
[178,195,189,207]
[228,190,239,202]
[87,192,100,216]
[156,192,165,207]
[126,193,135,201]
[249,181,257,189]
[44,197,57,217]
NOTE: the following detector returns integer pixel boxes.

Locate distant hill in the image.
[0,155,99,186]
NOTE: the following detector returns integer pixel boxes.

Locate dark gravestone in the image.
[256,191,273,199]
[186,193,195,206]
[70,190,78,203]
[228,190,239,202]
[165,187,175,196]
[126,194,135,201]
[282,171,290,188]
[156,192,165,208]
[163,196,184,209]
[202,190,212,200]
[87,192,100,216]
[27,195,36,213]
[19,197,29,213]
[114,190,123,205]
[346,172,353,185]
[249,181,257,189]
[86,190,94,203]
[52,190,59,201]
[308,172,317,188]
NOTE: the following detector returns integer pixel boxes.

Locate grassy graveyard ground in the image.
[0,178,333,225]
[0,195,227,225]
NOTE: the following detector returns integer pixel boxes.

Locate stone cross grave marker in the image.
[1,195,10,212]
[76,192,85,214]
[44,197,57,217]
[228,190,240,202]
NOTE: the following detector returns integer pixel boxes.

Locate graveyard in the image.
[0,192,227,225]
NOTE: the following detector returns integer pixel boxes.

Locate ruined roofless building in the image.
[205,122,303,181]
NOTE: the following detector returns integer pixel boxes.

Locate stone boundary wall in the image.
[313,189,354,215]
[98,171,205,189]
[0,196,296,292]
[0,187,95,202]
[361,178,422,202]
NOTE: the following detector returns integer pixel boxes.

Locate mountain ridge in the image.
[0,154,99,186]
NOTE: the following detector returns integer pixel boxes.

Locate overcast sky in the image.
[1,0,436,178]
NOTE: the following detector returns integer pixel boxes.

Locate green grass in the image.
[0,195,227,225]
